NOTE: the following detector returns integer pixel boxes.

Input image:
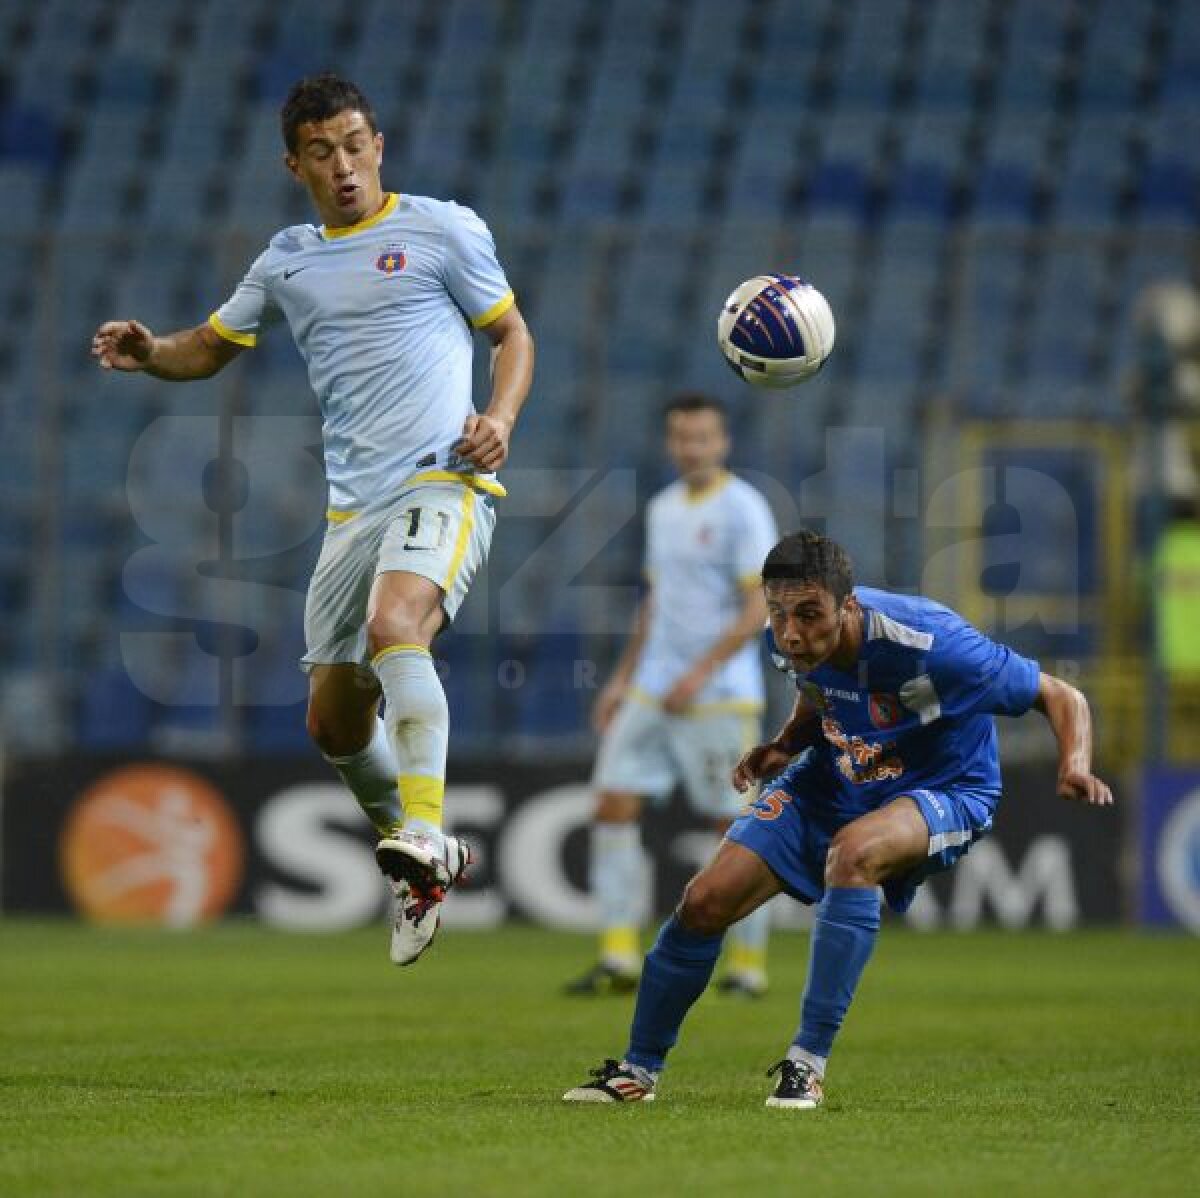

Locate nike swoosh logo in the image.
[283,266,309,280]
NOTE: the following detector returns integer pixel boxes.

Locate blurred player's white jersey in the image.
[209,193,514,513]
[633,473,777,710]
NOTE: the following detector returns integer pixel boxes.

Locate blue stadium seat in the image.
[653,114,719,165]
[0,105,62,169]
[945,235,1025,387]
[77,667,155,749]
[971,163,1038,228]
[0,164,45,232]
[919,0,990,62]
[832,0,908,109]
[1137,159,1197,226]
[806,160,872,224]
[109,0,184,59]
[886,163,954,225]
[639,158,709,221]
[558,165,626,220]
[93,54,163,107]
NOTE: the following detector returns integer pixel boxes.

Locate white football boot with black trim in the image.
[562,1059,657,1104]
[381,831,471,966]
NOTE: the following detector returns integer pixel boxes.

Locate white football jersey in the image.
[632,473,778,710]
[210,192,514,512]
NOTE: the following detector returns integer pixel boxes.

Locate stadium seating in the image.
[0,0,1196,752]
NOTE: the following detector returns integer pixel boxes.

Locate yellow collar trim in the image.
[683,470,731,504]
[322,192,399,240]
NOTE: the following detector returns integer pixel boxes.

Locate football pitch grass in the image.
[2,922,1196,1197]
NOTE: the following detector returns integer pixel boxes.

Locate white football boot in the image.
[379,830,471,966]
[562,1059,657,1103]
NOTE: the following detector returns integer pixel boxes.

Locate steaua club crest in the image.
[868,692,903,729]
[375,242,407,274]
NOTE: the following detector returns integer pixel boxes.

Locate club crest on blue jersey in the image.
[375,242,408,274]
[868,692,903,729]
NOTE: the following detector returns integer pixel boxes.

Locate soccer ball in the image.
[717,275,836,388]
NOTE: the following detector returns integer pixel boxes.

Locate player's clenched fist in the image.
[92,320,154,371]
[455,412,512,472]
[733,740,794,793]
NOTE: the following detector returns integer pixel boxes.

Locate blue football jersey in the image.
[767,587,1041,818]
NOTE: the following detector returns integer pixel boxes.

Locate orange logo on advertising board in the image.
[59,765,244,926]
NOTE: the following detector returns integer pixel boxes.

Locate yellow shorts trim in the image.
[470,290,515,329]
[371,644,432,667]
[628,688,764,717]
[440,487,476,593]
[208,313,257,347]
[324,471,505,527]
[407,469,508,498]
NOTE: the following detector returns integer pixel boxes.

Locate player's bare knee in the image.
[824,831,879,887]
[595,791,640,823]
[678,874,738,936]
[365,610,425,658]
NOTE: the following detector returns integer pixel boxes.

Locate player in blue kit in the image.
[564,529,1112,1108]
[92,75,534,966]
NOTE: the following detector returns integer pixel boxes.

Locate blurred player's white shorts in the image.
[592,697,761,818]
[301,477,496,671]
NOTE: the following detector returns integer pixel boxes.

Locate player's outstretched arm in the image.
[1032,672,1113,806]
[456,305,534,472]
[91,319,244,381]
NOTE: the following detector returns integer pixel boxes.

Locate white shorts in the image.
[592,697,761,819]
[302,478,496,671]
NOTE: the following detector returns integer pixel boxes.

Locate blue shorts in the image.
[726,760,998,913]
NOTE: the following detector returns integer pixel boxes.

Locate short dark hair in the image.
[281,74,377,153]
[762,530,854,603]
[662,392,728,425]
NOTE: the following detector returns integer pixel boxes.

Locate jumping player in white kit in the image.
[91,75,535,966]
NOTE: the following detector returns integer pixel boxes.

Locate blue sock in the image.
[794,887,881,1060]
[625,914,723,1073]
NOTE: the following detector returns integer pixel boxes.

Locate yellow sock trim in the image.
[600,926,639,964]
[398,774,444,827]
[371,643,432,667]
[729,943,767,975]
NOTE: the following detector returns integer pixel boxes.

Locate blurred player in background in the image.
[566,394,779,998]
[564,529,1112,1108]
[91,74,534,966]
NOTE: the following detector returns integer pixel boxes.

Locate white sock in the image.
[592,821,643,968]
[787,1045,827,1079]
[323,717,402,836]
[621,1061,659,1085]
[372,646,449,843]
